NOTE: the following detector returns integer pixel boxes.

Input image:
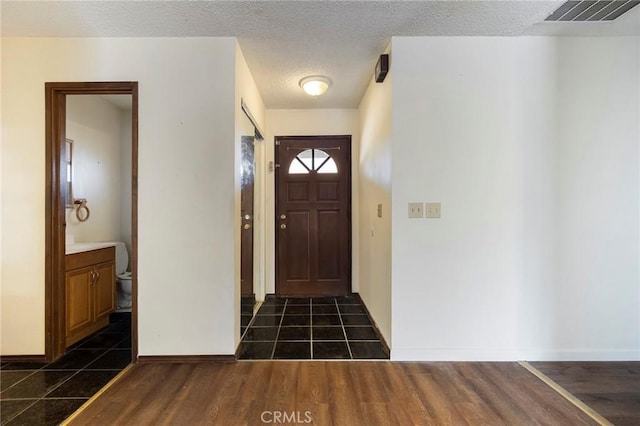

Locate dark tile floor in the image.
[238,294,389,360]
[1,313,131,425]
[240,296,256,336]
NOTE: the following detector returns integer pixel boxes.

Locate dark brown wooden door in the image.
[241,136,255,298]
[275,136,351,296]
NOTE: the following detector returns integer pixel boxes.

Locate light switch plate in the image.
[408,202,424,218]
[377,204,383,218]
[425,202,441,218]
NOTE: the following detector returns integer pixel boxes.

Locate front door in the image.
[275,136,351,296]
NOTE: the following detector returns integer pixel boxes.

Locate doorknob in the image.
[243,224,251,230]
[280,214,286,220]
[280,224,287,229]
[244,214,252,220]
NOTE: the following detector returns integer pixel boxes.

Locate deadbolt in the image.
[280,214,286,220]
[244,214,251,220]
[280,224,287,229]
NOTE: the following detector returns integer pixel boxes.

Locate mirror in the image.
[64,139,74,207]
[65,94,133,252]
[239,100,264,338]
[240,117,257,335]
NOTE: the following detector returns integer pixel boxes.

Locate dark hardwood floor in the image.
[531,361,640,426]
[67,361,598,425]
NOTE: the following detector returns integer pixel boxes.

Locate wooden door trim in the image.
[45,81,139,361]
[274,135,352,296]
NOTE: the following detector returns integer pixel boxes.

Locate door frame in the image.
[274,135,352,297]
[45,81,138,362]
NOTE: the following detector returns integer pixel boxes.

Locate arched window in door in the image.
[288,149,338,174]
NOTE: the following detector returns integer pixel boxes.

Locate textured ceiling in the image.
[2,1,638,108]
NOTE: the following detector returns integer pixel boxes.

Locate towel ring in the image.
[73,199,90,222]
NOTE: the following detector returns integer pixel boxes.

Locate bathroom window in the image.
[288,149,338,174]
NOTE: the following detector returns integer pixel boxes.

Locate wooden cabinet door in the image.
[94,262,115,323]
[66,268,93,337]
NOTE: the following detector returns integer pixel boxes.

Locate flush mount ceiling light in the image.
[299,75,331,97]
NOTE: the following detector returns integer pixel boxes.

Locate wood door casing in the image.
[45,81,138,362]
[275,136,351,296]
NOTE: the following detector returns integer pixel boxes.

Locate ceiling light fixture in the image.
[299,75,331,97]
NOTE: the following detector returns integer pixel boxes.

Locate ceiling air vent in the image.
[545,0,640,21]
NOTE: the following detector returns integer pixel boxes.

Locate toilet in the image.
[114,242,132,312]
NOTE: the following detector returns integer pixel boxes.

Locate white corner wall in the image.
[65,95,125,244]
[358,65,392,345]
[390,36,639,361]
[264,109,360,296]
[1,37,238,356]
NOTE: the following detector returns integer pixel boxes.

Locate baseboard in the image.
[391,348,640,362]
[1,355,47,363]
[391,349,520,362]
[520,350,640,361]
[137,355,236,363]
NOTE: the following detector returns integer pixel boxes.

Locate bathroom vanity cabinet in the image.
[65,246,116,347]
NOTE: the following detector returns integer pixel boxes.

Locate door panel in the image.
[66,268,92,336]
[275,136,351,296]
[317,210,341,280]
[94,262,115,323]
[286,211,311,280]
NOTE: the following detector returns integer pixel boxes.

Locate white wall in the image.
[264,109,359,296]
[515,38,560,358]
[390,36,639,361]
[1,37,237,356]
[234,42,266,344]
[391,37,521,360]
[65,95,125,245]
[357,61,392,345]
[548,37,639,359]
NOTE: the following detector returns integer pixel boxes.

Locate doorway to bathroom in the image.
[45,82,138,362]
[274,135,352,297]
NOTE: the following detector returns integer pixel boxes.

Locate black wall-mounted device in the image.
[375,54,389,83]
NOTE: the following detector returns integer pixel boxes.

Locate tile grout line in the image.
[309,299,314,360]
[269,299,287,360]
[336,300,354,359]
[1,398,40,424]
[519,361,613,426]
[0,369,39,395]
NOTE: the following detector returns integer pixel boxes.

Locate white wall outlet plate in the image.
[408,202,424,218]
[425,202,441,218]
